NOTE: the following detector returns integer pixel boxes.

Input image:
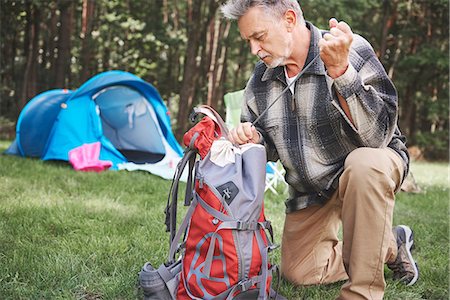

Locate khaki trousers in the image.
[281,148,404,300]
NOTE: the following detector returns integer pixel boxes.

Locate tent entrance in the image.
[93,86,166,164]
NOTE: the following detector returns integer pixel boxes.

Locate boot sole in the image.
[398,225,419,286]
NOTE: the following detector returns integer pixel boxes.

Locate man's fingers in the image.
[230,128,246,144]
[329,27,343,37]
[329,18,338,28]
[322,19,353,48]
[328,18,353,36]
[243,124,255,139]
[230,122,257,145]
[248,125,260,143]
[336,21,352,35]
[320,18,353,78]
[322,32,333,41]
[235,127,248,143]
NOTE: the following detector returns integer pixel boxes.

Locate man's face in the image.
[238,6,293,68]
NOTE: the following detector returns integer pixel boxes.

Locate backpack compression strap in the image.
[191,105,230,140]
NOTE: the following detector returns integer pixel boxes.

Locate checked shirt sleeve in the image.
[240,84,280,162]
[332,35,398,148]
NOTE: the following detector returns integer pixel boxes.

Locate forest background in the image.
[0,0,448,160]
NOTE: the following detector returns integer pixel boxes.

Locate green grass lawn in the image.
[0,140,448,299]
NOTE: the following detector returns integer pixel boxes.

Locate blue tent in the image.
[6,71,183,170]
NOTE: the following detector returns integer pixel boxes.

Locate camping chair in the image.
[224,90,245,129]
[265,161,288,195]
[224,90,288,194]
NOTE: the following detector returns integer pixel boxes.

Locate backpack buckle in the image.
[237,279,252,292]
[236,221,258,231]
[236,220,244,230]
[269,243,280,252]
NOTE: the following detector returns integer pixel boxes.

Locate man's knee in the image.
[343,147,397,185]
[344,147,380,175]
[342,147,400,198]
[281,263,323,286]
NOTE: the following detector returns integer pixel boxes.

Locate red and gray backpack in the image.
[139,105,281,299]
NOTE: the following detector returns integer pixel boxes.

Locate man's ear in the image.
[284,9,297,31]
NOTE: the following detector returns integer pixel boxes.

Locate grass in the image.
[0,139,448,299]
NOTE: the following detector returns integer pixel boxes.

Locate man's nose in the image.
[249,40,261,55]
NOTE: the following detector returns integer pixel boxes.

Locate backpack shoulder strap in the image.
[164,133,199,245]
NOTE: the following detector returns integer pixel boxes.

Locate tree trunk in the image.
[233,40,250,89]
[19,2,32,110]
[162,0,169,24]
[175,1,223,140]
[206,18,220,107]
[379,0,397,62]
[175,0,204,140]
[80,0,96,82]
[214,24,230,112]
[207,19,230,110]
[55,0,73,88]
[0,2,17,116]
[40,2,58,91]
[173,0,180,30]
[20,3,40,110]
[47,3,60,87]
[399,84,414,138]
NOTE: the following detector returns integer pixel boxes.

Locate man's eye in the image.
[255,34,265,41]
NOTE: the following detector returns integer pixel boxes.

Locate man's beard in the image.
[264,56,286,68]
[262,39,292,69]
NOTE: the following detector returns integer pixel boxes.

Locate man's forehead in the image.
[238,7,275,39]
[240,29,266,41]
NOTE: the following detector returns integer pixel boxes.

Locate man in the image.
[221,0,419,299]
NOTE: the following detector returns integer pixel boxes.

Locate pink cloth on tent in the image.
[68,142,112,172]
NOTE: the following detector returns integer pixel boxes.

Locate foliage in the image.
[415,130,449,161]
[0,0,448,159]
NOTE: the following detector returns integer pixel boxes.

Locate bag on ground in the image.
[138,105,279,299]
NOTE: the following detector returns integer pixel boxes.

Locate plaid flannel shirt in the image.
[241,22,409,213]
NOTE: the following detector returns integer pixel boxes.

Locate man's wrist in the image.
[327,64,349,79]
[250,131,262,144]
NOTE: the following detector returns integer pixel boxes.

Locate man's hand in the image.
[318,18,353,79]
[229,122,260,145]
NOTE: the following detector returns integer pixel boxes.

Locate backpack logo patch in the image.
[215,181,239,205]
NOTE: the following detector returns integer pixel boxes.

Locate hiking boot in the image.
[387,225,419,286]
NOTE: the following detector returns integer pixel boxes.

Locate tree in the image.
[54,0,74,87]
[175,0,219,140]
[205,16,231,110]
[0,0,448,159]
[80,0,96,82]
[0,0,26,118]
[20,1,40,110]
[381,0,449,159]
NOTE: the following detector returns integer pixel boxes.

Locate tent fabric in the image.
[9,89,73,157]
[6,70,183,174]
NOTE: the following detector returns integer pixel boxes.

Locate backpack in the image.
[139,105,280,299]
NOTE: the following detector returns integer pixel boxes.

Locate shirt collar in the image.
[262,21,326,82]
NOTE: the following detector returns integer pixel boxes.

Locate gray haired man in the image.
[221,0,419,299]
